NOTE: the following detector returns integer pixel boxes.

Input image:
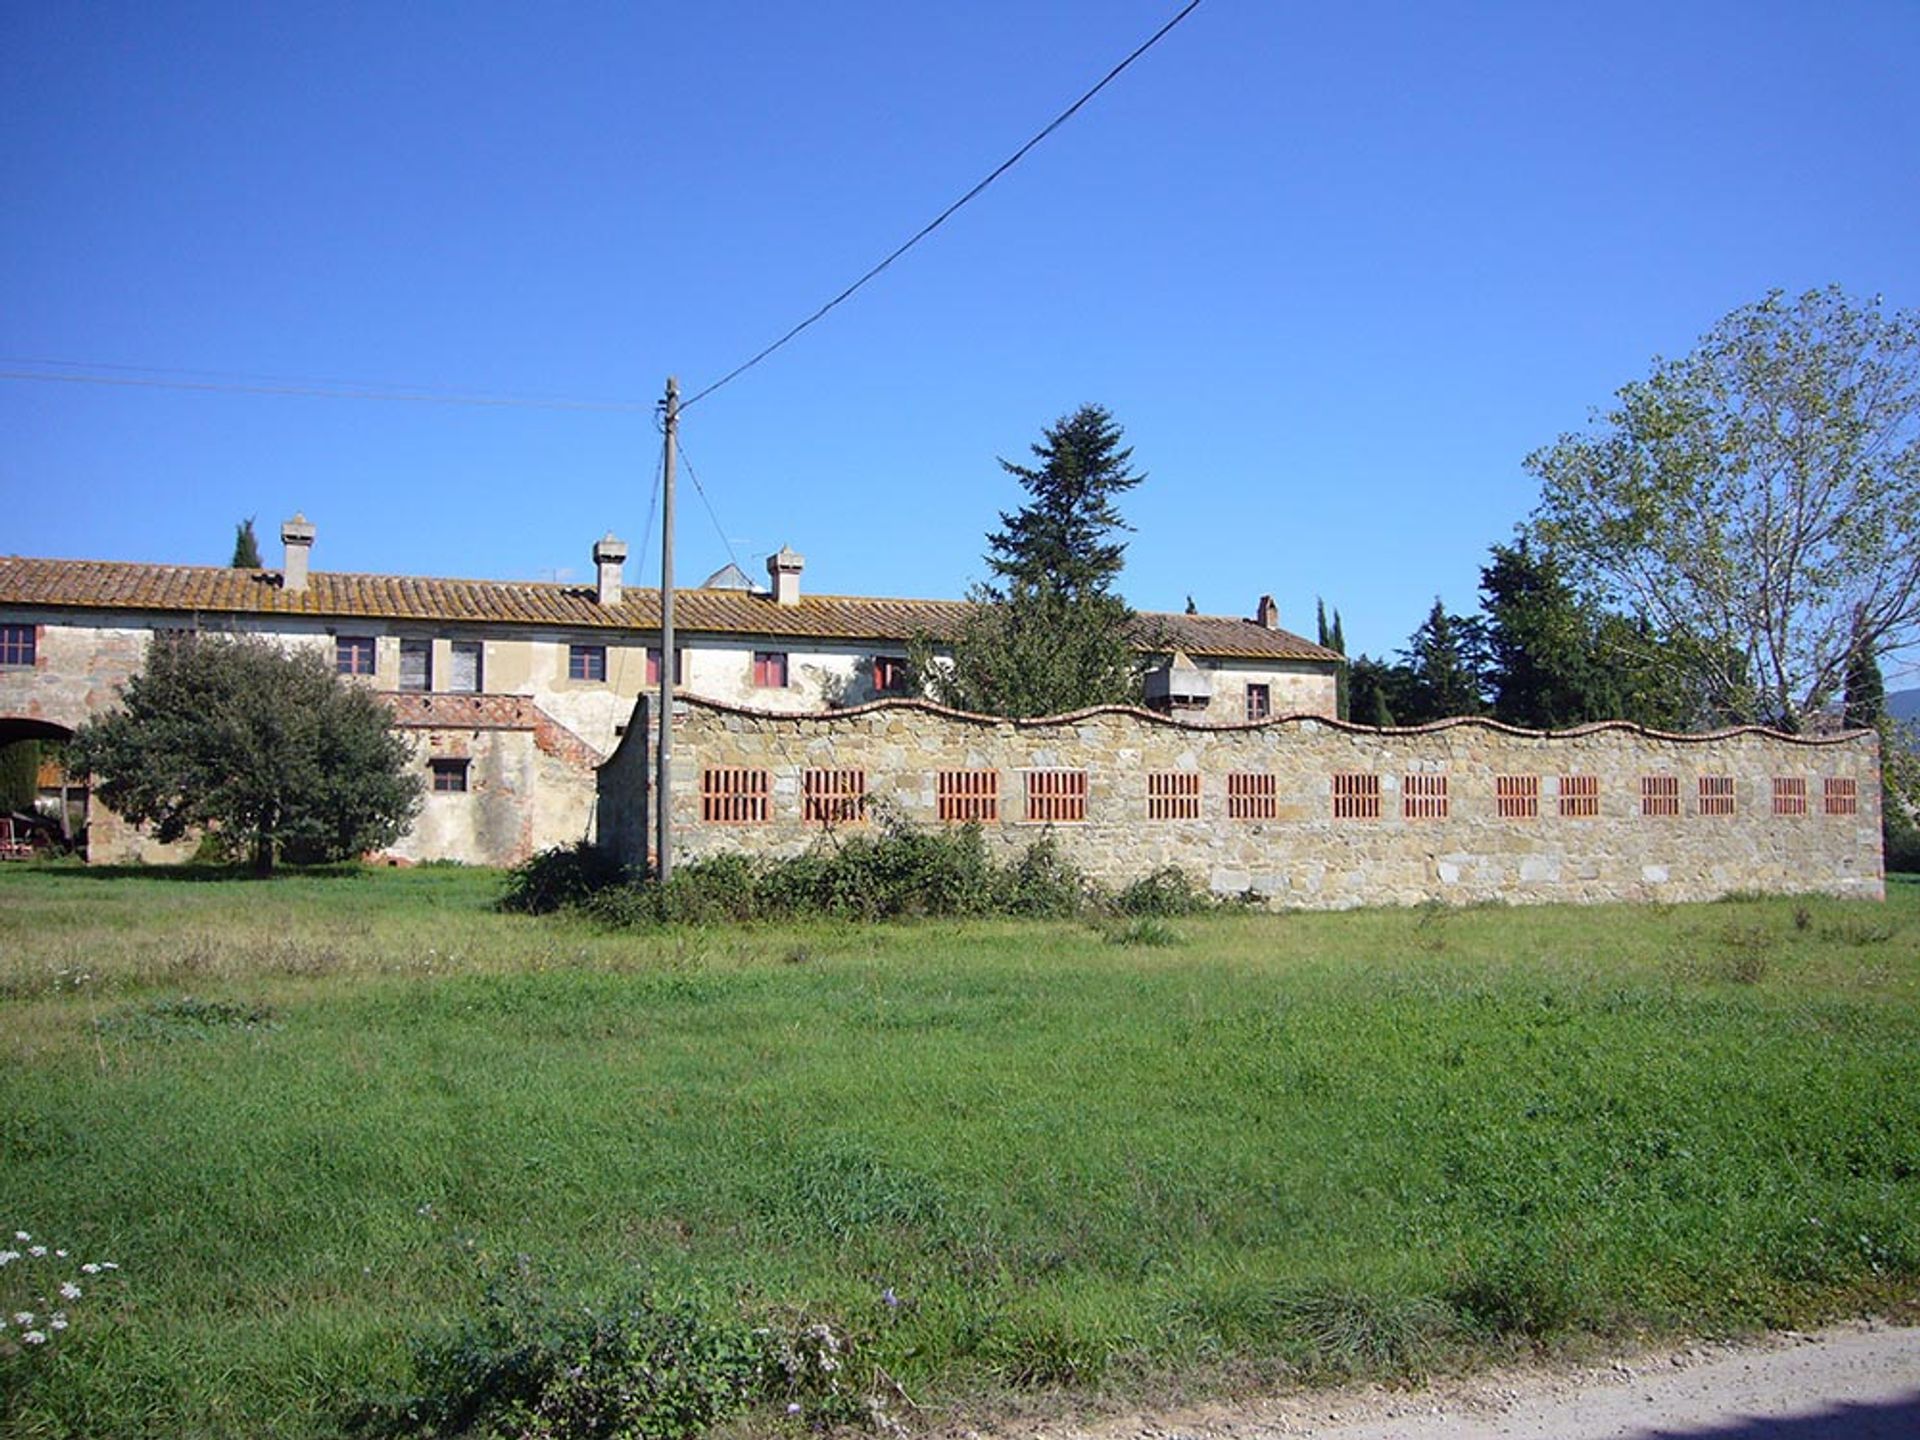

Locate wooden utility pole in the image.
[656,376,678,882]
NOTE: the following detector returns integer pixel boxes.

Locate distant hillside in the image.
[1891,688,1920,724]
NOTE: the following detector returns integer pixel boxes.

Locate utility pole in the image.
[656,376,678,883]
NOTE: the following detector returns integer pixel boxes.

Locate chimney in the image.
[593,533,628,606]
[280,513,315,593]
[766,545,804,606]
[1255,594,1280,630]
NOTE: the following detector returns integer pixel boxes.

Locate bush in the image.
[506,824,1099,927]
[498,842,628,915]
[999,835,1088,918]
[362,1276,861,1440]
[1114,866,1210,917]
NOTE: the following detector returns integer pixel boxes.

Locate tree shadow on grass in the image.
[1632,1390,1920,1439]
[24,862,369,883]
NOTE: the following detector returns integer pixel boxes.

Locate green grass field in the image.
[3,867,1918,1438]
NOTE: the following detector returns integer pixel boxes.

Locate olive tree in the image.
[1527,287,1920,729]
[72,633,422,871]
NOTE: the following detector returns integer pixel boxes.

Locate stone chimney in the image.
[1255,594,1280,629]
[766,545,804,606]
[280,513,315,593]
[593,533,628,606]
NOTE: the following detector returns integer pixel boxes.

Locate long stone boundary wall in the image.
[595,696,1885,907]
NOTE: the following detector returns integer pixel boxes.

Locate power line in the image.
[672,435,744,577]
[0,360,651,413]
[679,0,1205,411]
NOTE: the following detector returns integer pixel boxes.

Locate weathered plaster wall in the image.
[625,697,1884,907]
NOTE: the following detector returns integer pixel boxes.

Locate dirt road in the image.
[1045,1323,1920,1440]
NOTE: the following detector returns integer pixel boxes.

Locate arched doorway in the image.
[0,716,82,856]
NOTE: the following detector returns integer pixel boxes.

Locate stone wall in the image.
[611,696,1885,907]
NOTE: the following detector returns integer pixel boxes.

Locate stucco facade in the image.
[600,696,1885,907]
[2,522,1343,866]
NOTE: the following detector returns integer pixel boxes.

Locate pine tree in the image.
[915,405,1145,717]
[1842,619,1886,729]
[1399,599,1487,722]
[231,517,262,568]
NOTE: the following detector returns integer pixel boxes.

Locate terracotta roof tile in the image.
[0,555,1340,663]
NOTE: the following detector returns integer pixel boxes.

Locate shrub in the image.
[363,1276,861,1440]
[1114,866,1209,917]
[999,835,1089,918]
[498,843,628,915]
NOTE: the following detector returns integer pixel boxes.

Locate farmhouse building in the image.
[0,515,1341,866]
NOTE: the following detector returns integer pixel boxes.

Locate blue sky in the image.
[5,1,1917,674]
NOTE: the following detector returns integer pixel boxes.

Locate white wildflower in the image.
[54,1249,67,1258]
[14,1312,34,1327]
[27,1246,47,1257]
[100,1261,119,1270]
[23,1330,47,1345]
[13,1232,28,1242]
[59,1282,82,1300]
[50,1313,68,1330]
[0,1250,18,1265]
[81,1263,100,1275]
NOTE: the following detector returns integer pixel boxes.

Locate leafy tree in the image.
[231,516,262,568]
[913,404,1145,716]
[1527,287,1920,730]
[0,739,38,813]
[71,633,421,872]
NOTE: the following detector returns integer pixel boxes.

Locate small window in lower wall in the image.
[803,768,866,825]
[1698,775,1735,816]
[1559,775,1599,817]
[1146,772,1200,820]
[937,769,998,823]
[702,767,769,823]
[1332,773,1380,820]
[1025,769,1087,823]
[429,758,469,793]
[1497,775,1539,819]
[1227,772,1276,820]
[1403,773,1448,819]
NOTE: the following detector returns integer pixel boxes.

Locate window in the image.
[569,644,607,682]
[803,768,867,825]
[752,651,789,688]
[1403,773,1449,819]
[701,767,769,823]
[449,641,483,694]
[1772,777,1808,816]
[429,758,469,793]
[1245,683,1272,721]
[645,647,684,687]
[1642,775,1680,817]
[1332,773,1380,820]
[1025,769,1087,823]
[1146,772,1201,820]
[937,769,998,823]
[334,635,375,676]
[1497,775,1539,819]
[399,639,432,692]
[0,624,34,667]
[873,655,910,694]
[1698,775,1735,817]
[1227,772,1276,820]
[1559,775,1599,818]
[1824,777,1858,816]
